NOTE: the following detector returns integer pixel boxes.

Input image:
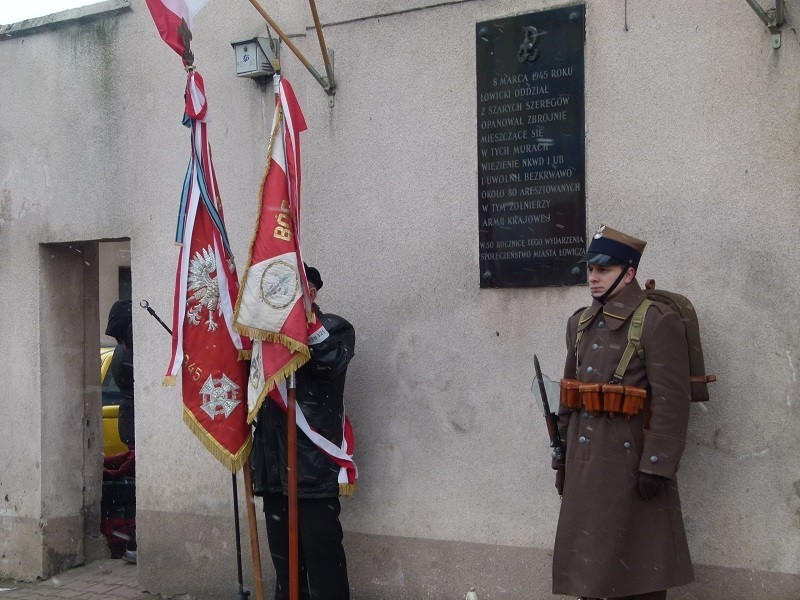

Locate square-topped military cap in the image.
[579,224,646,268]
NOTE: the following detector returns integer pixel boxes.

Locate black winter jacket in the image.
[251,309,355,498]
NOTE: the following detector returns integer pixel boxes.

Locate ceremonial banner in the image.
[234,76,312,423]
[147,3,251,472]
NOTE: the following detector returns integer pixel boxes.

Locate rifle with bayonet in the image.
[532,354,564,461]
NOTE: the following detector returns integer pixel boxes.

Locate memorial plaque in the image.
[476,5,586,288]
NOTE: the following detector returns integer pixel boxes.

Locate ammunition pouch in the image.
[560,378,647,419]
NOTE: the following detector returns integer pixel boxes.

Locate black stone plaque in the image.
[476,5,586,288]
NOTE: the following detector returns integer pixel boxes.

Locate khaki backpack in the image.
[576,279,716,402]
[635,279,716,402]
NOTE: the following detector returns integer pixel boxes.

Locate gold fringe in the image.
[232,325,311,358]
[232,107,284,326]
[306,311,316,324]
[238,349,252,361]
[245,353,310,424]
[163,375,177,387]
[339,483,356,497]
[183,407,253,472]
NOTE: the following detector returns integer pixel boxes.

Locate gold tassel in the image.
[339,483,356,497]
[183,408,253,472]
[163,375,177,387]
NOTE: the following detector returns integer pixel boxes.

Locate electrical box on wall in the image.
[231,37,277,79]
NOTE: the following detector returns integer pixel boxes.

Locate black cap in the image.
[303,262,323,290]
[105,300,133,341]
[578,225,647,269]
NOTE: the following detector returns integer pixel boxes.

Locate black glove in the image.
[555,466,565,496]
[637,472,667,500]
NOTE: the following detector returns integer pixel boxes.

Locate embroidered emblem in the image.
[199,374,241,419]
[187,246,221,331]
[259,259,299,310]
[593,224,606,239]
[249,342,263,389]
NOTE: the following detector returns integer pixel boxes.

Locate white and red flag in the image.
[234,76,313,422]
[144,0,208,66]
[147,2,251,472]
[235,76,358,493]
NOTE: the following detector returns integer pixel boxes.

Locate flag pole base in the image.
[236,591,251,600]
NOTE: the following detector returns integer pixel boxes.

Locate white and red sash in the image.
[270,381,357,496]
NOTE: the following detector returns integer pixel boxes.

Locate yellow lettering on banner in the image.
[183,353,203,381]
[273,199,293,241]
[274,226,292,241]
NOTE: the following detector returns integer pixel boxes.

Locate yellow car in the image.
[101,347,128,456]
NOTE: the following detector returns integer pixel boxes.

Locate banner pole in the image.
[307,0,336,92]
[243,457,266,600]
[287,372,299,600]
[245,0,330,92]
[142,303,254,598]
[232,472,250,600]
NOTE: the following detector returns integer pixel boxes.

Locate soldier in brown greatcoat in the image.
[552,225,694,600]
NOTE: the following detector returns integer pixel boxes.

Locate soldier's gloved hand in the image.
[555,466,565,496]
[307,319,330,345]
[637,472,667,500]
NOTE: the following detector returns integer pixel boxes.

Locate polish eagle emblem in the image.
[187,245,221,331]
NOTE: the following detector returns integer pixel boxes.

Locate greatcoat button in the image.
[579,436,586,444]
[592,343,599,350]
[623,442,631,449]
[586,366,594,374]
[598,321,606,328]
[650,455,658,463]
[583,412,590,420]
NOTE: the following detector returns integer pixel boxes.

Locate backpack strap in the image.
[611,299,653,384]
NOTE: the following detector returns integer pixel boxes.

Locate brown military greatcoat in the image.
[552,280,694,598]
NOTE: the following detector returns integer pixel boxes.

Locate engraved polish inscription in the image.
[476,5,586,288]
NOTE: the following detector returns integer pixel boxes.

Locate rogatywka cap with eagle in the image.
[578,224,647,269]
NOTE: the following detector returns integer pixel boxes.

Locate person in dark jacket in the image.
[106,300,135,450]
[104,299,137,564]
[252,264,355,600]
[552,226,693,599]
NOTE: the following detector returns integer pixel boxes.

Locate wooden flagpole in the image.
[243,457,266,600]
[245,0,333,93]
[307,0,336,92]
[287,373,300,600]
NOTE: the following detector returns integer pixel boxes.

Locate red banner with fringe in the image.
[147,3,251,472]
[234,76,312,423]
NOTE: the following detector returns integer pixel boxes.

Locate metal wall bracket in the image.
[324,50,335,107]
[246,0,337,105]
[745,0,785,48]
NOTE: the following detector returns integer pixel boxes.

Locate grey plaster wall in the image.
[0,0,798,595]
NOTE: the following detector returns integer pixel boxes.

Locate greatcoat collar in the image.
[578,279,647,332]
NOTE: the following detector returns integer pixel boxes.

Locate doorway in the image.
[37,238,134,577]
